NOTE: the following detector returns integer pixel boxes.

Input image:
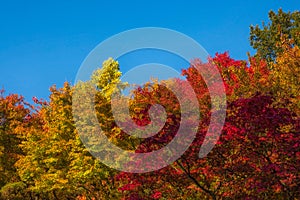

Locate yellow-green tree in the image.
[250,8,300,62]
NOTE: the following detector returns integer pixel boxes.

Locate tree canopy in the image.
[0,8,299,200]
[250,8,300,62]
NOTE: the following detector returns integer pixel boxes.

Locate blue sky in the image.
[0,0,299,102]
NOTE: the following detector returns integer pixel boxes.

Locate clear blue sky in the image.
[0,1,298,102]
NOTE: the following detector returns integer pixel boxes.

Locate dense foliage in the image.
[0,9,299,200]
[250,8,300,62]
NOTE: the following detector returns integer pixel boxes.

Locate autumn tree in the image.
[0,90,34,199]
[1,8,299,199]
[16,77,125,200]
[250,8,300,62]
[115,49,300,199]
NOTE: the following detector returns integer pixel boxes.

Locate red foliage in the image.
[114,52,300,199]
